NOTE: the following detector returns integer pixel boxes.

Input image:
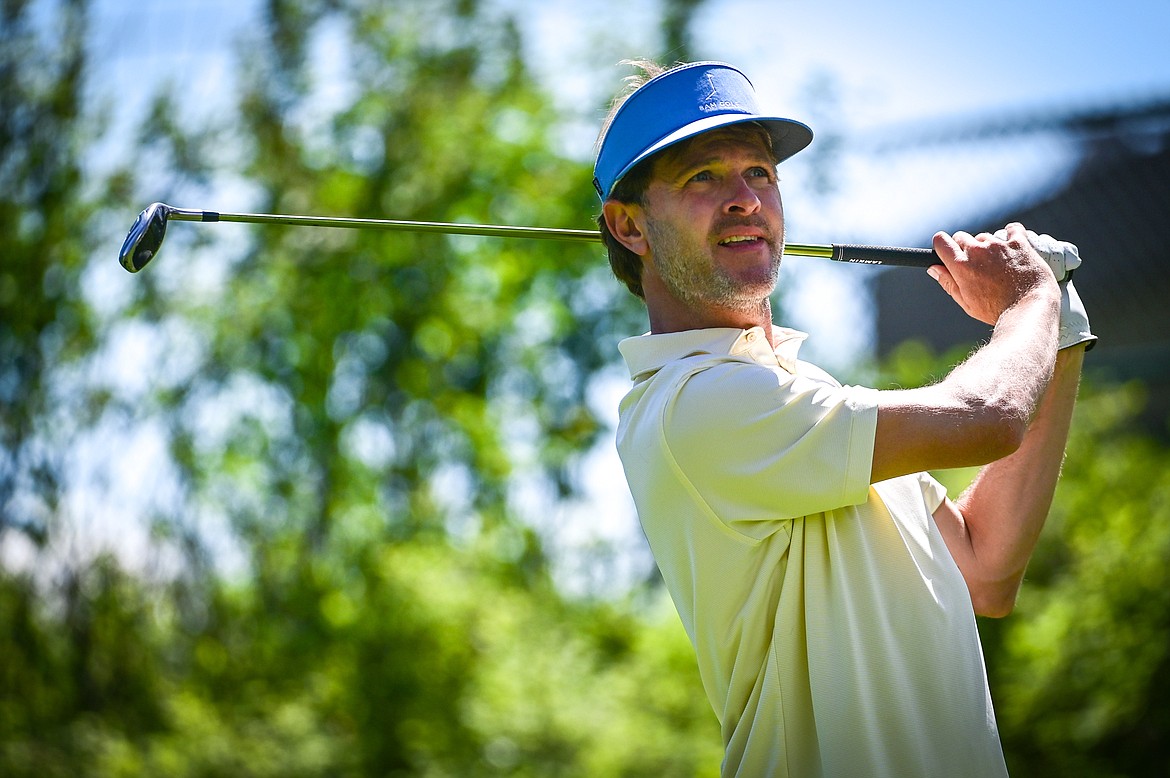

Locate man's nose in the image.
[724,176,762,214]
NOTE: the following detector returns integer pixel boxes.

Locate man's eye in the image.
[748,167,773,178]
[689,170,714,183]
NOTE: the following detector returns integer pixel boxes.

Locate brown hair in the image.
[595,60,672,299]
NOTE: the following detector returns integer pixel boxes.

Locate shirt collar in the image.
[619,325,809,381]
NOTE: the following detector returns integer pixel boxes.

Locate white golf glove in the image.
[996,228,1096,351]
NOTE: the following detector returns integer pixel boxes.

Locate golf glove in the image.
[997,228,1096,351]
[1058,277,1096,351]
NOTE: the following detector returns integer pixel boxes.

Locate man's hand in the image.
[994,228,1097,351]
[1005,229,1079,282]
[928,222,1057,326]
[1058,280,1096,350]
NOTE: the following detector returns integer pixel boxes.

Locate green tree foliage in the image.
[991,381,1170,777]
[0,0,97,544]
[4,0,722,774]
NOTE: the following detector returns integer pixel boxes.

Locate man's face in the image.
[640,126,785,313]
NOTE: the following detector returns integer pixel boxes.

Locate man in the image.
[595,60,1094,777]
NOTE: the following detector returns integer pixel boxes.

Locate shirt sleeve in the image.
[916,471,949,514]
[663,359,879,528]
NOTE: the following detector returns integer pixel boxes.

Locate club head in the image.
[119,202,171,273]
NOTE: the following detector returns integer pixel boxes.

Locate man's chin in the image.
[702,280,777,313]
[722,268,779,299]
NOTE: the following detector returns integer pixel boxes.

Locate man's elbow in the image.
[969,396,1030,462]
[970,580,1021,619]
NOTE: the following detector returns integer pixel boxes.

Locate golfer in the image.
[596,60,1094,777]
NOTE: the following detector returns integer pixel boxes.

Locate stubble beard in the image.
[647,217,783,316]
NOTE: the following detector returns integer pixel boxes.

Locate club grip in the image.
[832,244,939,268]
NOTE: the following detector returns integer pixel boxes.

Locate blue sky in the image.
[696,0,1170,126]
[89,0,1170,143]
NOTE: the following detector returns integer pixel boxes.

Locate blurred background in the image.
[3,0,1169,775]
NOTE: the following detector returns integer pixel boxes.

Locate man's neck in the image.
[647,296,775,345]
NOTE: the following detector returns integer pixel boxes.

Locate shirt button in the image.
[745,331,756,342]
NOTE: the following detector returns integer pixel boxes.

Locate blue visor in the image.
[593,62,813,201]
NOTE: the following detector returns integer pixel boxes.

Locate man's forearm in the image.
[946,286,1060,431]
[872,286,1060,483]
[953,344,1085,612]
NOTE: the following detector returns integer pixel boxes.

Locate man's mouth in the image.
[718,235,763,246]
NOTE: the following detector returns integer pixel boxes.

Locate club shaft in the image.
[163,207,939,268]
[167,208,601,243]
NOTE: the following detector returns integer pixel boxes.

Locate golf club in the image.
[119,202,940,273]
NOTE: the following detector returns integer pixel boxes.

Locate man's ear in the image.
[603,200,650,256]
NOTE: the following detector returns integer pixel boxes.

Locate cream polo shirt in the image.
[616,326,1008,778]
